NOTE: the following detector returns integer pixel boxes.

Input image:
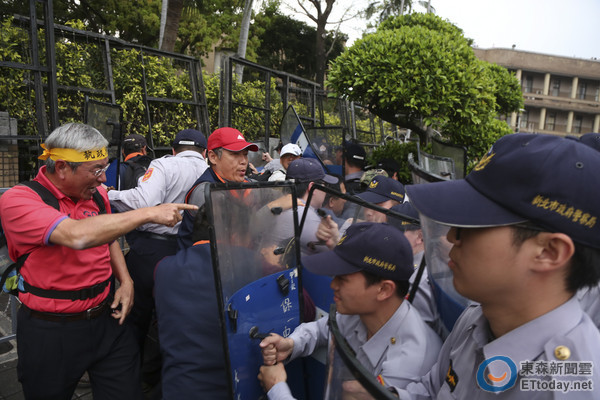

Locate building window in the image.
[578,82,587,100]
[573,115,583,133]
[595,86,600,102]
[546,112,556,131]
[552,79,561,97]
[523,76,533,93]
[519,110,529,129]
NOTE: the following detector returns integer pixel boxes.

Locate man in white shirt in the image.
[269,143,302,181]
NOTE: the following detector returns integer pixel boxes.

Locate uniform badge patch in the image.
[142,167,154,182]
[445,359,459,392]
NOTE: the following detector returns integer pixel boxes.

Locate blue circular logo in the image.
[476,356,517,393]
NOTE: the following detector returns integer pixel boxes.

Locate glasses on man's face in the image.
[91,164,110,177]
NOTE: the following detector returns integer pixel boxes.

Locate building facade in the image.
[474,48,600,136]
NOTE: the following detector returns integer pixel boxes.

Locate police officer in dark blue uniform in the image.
[154,208,229,400]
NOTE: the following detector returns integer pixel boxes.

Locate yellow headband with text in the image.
[38,143,108,162]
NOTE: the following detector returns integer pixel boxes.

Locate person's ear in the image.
[531,232,575,273]
[54,160,70,179]
[416,229,424,245]
[208,150,218,164]
[377,280,396,301]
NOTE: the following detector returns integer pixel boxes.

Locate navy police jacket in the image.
[177,168,218,249]
[154,241,228,399]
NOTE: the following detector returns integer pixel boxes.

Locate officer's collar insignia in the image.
[445,359,459,392]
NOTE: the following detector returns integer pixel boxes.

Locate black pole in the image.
[407,255,427,304]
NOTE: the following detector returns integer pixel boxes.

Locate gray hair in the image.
[208,147,223,167]
[44,123,109,172]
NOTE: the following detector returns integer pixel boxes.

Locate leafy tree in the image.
[56,0,162,47]
[485,63,524,115]
[0,17,38,136]
[202,70,221,129]
[378,11,466,39]
[368,140,417,184]
[159,0,184,52]
[326,13,523,161]
[250,1,346,81]
[234,0,254,81]
[287,0,357,86]
[0,0,247,61]
[364,0,412,24]
[1,0,164,47]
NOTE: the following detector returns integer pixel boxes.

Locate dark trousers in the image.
[17,305,142,400]
[126,232,179,348]
[125,231,178,393]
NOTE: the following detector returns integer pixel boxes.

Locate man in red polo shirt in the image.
[0,122,196,400]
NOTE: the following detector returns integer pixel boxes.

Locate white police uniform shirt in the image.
[410,251,444,338]
[266,300,442,400]
[268,168,287,182]
[262,158,282,174]
[396,297,600,399]
[108,150,208,235]
[409,252,433,322]
[577,285,600,330]
[267,204,324,256]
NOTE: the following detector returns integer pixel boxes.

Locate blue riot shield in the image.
[206,182,305,400]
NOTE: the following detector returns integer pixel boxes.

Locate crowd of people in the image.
[1,122,599,400]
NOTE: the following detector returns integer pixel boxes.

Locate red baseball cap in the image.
[207,127,259,152]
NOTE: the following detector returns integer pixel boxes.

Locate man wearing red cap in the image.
[178,127,259,249]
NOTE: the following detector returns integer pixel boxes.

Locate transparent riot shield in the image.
[323,304,397,400]
[206,181,304,400]
[280,105,329,168]
[419,212,470,339]
[298,183,420,399]
[248,141,269,171]
[299,183,420,312]
[305,126,346,176]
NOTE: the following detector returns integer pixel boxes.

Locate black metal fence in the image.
[221,55,402,155]
[0,0,406,187]
[0,0,211,184]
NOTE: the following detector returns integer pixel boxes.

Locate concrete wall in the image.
[474,48,600,80]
